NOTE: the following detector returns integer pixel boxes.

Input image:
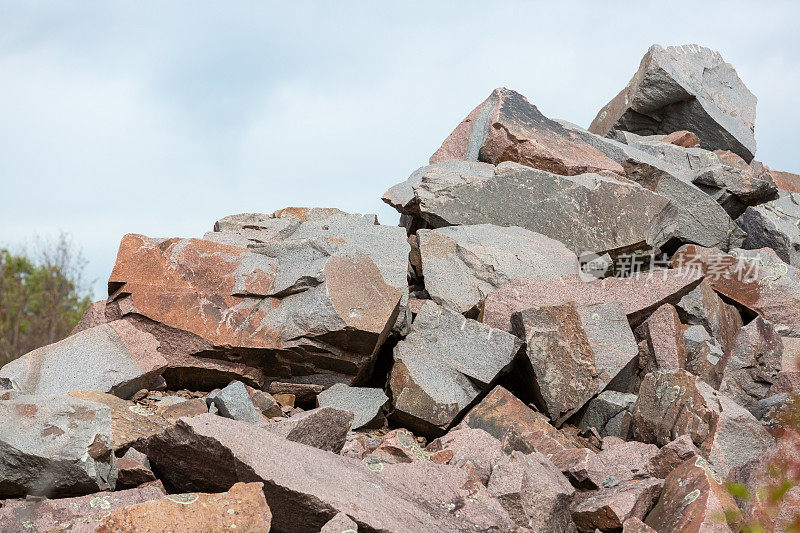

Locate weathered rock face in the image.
[459,386,581,450]
[481,270,703,333]
[431,87,624,176]
[425,427,504,484]
[0,484,165,533]
[590,44,757,162]
[511,302,600,426]
[631,369,774,477]
[676,279,743,352]
[388,161,672,257]
[0,320,166,399]
[67,390,169,454]
[562,121,746,250]
[316,383,388,429]
[487,450,577,533]
[738,191,800,266]
[644,457,741,533]
[206,207,412,332]
[571,478,663,533]
[717,317,782,410]
[320,512,358,533]
[106,233,401,389]
[0,394,117,498]
[145,414,508,532]
[116,447,157,490]
[83,482,273,532]
[388,301,521,434]
[417,224,579,315]
[672,245,800,335]
[635,304,687,373]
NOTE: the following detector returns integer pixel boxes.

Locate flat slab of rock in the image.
[106,234,401,389]
[431,87,623,176]
[0,394,117,498]
[644,457,741,532]
[459,386,581,450]
[672,245,800,335]
[635,304,687,373]
[393,161,671,257]
[0,320,166,399]
[481,270,702,333]
[389,301,521,434]
[589,44,757,162]
[79,482,272,532]
[0,484,165,532]
[68,390,169,454]
[316,383,388,429]
[417,224,579,315]
[145,414,511,532]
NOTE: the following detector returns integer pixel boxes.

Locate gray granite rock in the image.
[0,394,117,498]
[589,44,757,162]
[263,406,353,453]
[562,120,745,250]
[417,224,579,315]
[317,383,388,429]
[206,381,263,425]
[389,301,521,435]
[0,321,167,400]
[578,391,637,439]
[738,191,800,267]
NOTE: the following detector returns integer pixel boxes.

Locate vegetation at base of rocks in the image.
[0,233,92,367]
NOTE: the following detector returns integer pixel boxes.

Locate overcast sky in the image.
[1,2,799,298]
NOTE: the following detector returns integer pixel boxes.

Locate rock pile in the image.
[1,43,798,532]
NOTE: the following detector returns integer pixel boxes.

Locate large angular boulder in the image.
[263,406,353,453]
[675,279,743,352]
[106,234,401,389]
[459,386,582,451]
[487,450,577,532]
[0,394,117,498]
[631,369,774,477]
[644,457,742,532]
[144,414,510,532]
[0,320,166,399]
[386,161,672,257]
[388,301,521,435]
[481,270,703,333]
[589,44,757,162]
[738,191,800,266]
[634,303,687,373]
[578,391,637,438]
[205,380,264,425]
[561,121,745,249]
[206,207,412,332]
[425,427,505,484]
[416,224,578,315]
[672,245,800,335]
[316,383,388,429]
[571,478,663,533]
[431,87,623,176]
[717,316,782,410]
[0,484,165,532]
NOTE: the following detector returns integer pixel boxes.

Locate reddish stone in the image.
[662,130,701,148]
[622,517,657,532]
[644,457,741,532]
[635,304,686,372]
[83,482,272,532]
[672,245,800,336]
[771,336,800,394]
[107,234,401,388]
[71,300,108,334]
[116,448,156,490]
[771,168,800,193]
[481,271,702,333]
[364,428,432,466]
[571,479,663,532]
[646,435,700,479]
[426,428,504,484]
[459,386,581,450]
[430,87,623,176]
[0,485,165,532]
[158,398,208,425]
[677,279,743,352]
